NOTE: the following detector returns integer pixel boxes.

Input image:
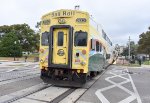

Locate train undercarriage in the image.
[40,67,103,87]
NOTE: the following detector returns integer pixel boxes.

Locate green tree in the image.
[0,32,22,57]
[130,41,138,56]
[121,47,128,57]
[138,27,150,58]
[0,24,39,53]
[121,41,138,59]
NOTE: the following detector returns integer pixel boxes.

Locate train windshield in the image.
[41,32,49,46]
[58,31,64,46]
[74,31,87,46]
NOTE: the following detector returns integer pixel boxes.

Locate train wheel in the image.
[90,71,97,77]
[80,73,87,83]
[97,71,100,75]
[41,69,47,77]
[72,73,87,83]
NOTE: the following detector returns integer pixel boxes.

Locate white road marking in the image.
[6,68,19,72]
[59,89,86,103]
[77,101,93,103]
[118,96,136,103]
[4,64,38,73]
[95,91,110,103]
[109,72,129,80]
[24,64,30,67]
[33,65,39,69]
[95,68,142,103]
[0,74,40,86]
[126,68,142,103]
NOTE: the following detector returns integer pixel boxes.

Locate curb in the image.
[141,65,150,68]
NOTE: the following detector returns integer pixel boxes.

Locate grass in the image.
[116,60,141,67]
[128,63,141,67]
[143,61,150,65]
[117,60,150,67]
[116,63,141,67]
[0,53,39,62]
[22,53,39,57]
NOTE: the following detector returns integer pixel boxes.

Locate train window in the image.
[74,31,87,46]
[91,39,95,50]
[106,54,110,59]
[41,32,49,46]
[99,43,102,52]
[113,51,115,54]
[96,41,99,52]
[58,32,64,46]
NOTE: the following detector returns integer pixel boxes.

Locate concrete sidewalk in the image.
[0,61,38,67]
[141,65,150,68]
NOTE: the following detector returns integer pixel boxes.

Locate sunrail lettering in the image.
[51,11,75,18]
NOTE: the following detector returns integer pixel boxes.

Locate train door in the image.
[52,28,68,65]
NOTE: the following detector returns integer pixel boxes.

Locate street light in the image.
[14,41,16,61]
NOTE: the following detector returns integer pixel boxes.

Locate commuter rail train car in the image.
[39,9,116,86]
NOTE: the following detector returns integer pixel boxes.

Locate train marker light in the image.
[75,59,80,62]
[40,49,44,53]
[81,61,86,66]
[82,50,86,55]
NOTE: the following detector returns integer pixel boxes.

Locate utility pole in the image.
[14,41,17,61]
[128,36,131,60]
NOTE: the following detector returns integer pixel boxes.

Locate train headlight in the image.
[82,50,86,55]
[81,61,86,66]
[58,18,66,24]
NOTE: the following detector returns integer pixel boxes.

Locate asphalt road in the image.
[77,66,150,103]
[0,62,149,103]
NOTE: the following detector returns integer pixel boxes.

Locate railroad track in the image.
[1,83,51,103]
[0,84,77,103]
[0,62,112,103]
[50,88,76,103]
[0,72,39,83]
[0,67,39,74]
[0,68,39,83]
[0,73,40,86]
[0,64,39,73]
[0,66,42,98]
[50,68,108,103]
[0,68,109,103]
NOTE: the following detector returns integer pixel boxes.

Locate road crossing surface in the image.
[0,62,149,103]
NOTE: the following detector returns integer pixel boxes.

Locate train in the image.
[39,9,118,87]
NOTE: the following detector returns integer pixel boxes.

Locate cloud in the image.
[0,0,150,45]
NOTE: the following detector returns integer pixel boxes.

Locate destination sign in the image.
[51,10,75,18]
[76,18,87,23]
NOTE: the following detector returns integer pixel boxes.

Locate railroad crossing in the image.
[0,61,149,103]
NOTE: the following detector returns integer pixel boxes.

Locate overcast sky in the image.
[0,0,150,46]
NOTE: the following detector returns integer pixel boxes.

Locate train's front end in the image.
[39,9,90,87]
